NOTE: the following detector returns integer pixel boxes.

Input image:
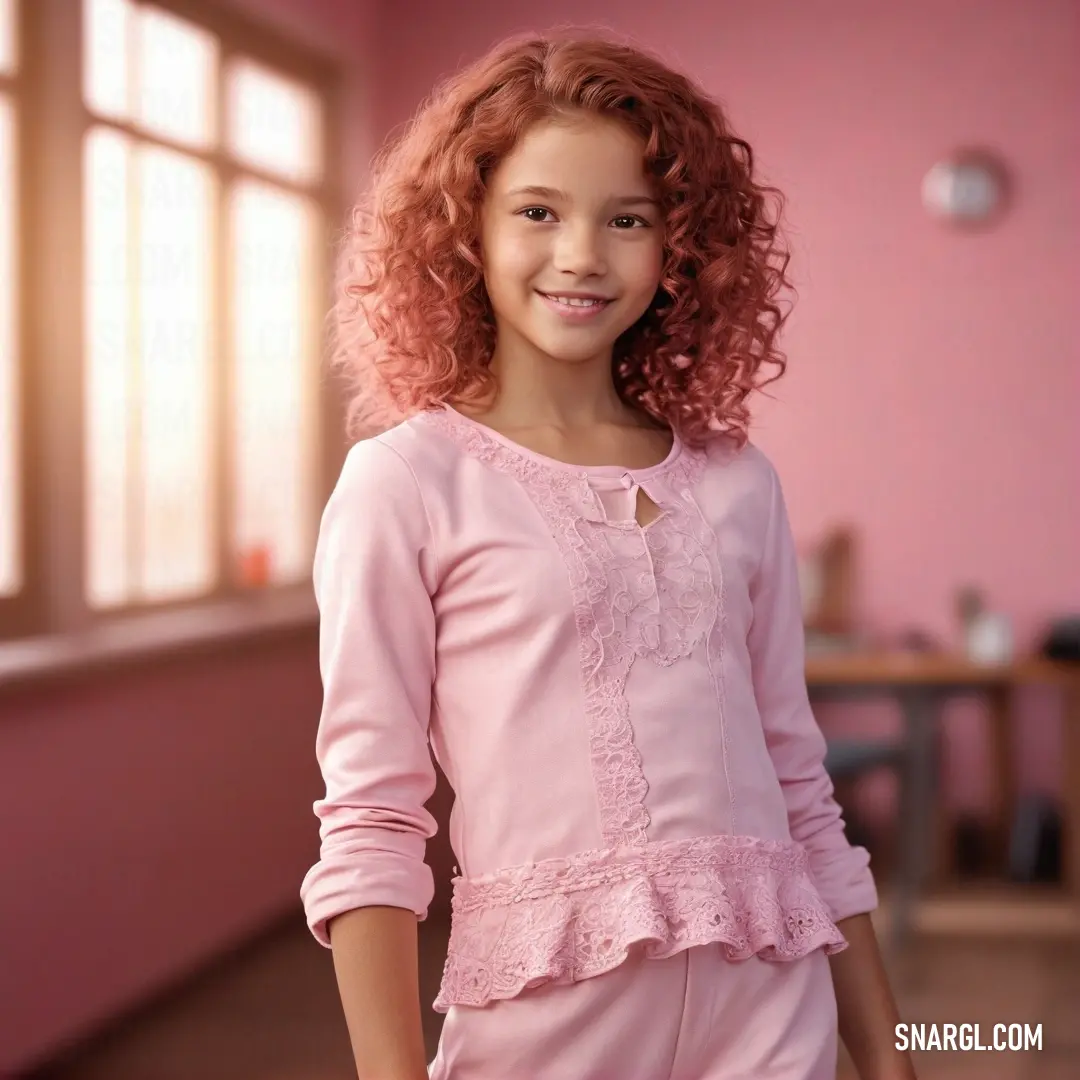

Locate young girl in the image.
[301,29,916,1080]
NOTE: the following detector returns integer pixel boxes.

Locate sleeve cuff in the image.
[808,843,880,923]
[300,852,436,947]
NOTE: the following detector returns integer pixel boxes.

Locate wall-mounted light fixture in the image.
[921,148,1011,228]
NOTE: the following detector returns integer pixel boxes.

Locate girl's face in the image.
[479,112,664,371]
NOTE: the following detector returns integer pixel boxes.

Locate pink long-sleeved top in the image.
[300,403,877,1012]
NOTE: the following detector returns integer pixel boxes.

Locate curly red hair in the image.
[332,29,793,448]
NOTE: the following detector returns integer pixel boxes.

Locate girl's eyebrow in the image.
[505,184,658,207]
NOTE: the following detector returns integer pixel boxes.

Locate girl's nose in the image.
[552,224,607,276]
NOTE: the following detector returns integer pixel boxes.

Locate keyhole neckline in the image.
[434,403,683,481]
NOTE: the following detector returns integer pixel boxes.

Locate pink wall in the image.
[2,0,1077,1073]
[0,640,324,1073]
[0,632,459,1075]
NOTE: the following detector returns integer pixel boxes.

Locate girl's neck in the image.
[466,341,643,433]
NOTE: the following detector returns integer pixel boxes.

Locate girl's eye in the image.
[518,208,649,228]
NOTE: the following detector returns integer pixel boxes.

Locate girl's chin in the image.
[524,336,617,365]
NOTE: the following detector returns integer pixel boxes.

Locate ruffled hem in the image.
[433,833,847,1011]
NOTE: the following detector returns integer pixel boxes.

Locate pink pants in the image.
[428,945,838,1079]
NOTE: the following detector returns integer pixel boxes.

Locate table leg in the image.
[1063,676,1080,901]
[984,684,1016,879]
[891,689,940,952]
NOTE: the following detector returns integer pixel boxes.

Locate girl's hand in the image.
[829,914,918,1080]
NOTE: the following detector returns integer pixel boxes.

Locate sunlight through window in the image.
[84,131,216,608]
[81,0,327,611]
[137,6,217,148]
[231,182,319,587]
[83,0,130,121]
[136,145,215,601]
[227,59,323,184]
[84,127,129,608]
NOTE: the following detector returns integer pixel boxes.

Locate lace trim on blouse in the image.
[419,408,717,848]
[434,834,847,1010]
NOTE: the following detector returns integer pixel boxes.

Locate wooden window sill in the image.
[0,589,319,694]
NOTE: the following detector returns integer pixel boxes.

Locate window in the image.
[0,0,339,646]
[82,0,329,610]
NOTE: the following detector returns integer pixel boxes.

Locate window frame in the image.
[0,0,41,638]
[1,0,345,651]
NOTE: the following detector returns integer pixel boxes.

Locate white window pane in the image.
[84,127,132,608]
[85,130,217,609]
[227,60,322,184]
[137,145,215,601]
[0,99,17,595]
[84,0,131,120]
[231,182,318,586]
[136,7,217,148]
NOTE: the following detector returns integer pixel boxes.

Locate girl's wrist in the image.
[859,1052,918,1080]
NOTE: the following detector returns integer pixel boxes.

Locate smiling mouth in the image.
[537,292,614,309]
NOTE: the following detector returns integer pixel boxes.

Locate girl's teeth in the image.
[550,296,603,307]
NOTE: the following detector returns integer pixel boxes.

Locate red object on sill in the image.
[239,545,272,588]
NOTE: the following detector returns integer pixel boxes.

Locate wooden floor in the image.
[25,908,1080,1080]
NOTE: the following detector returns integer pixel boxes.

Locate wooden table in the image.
[804,651,1080,939]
